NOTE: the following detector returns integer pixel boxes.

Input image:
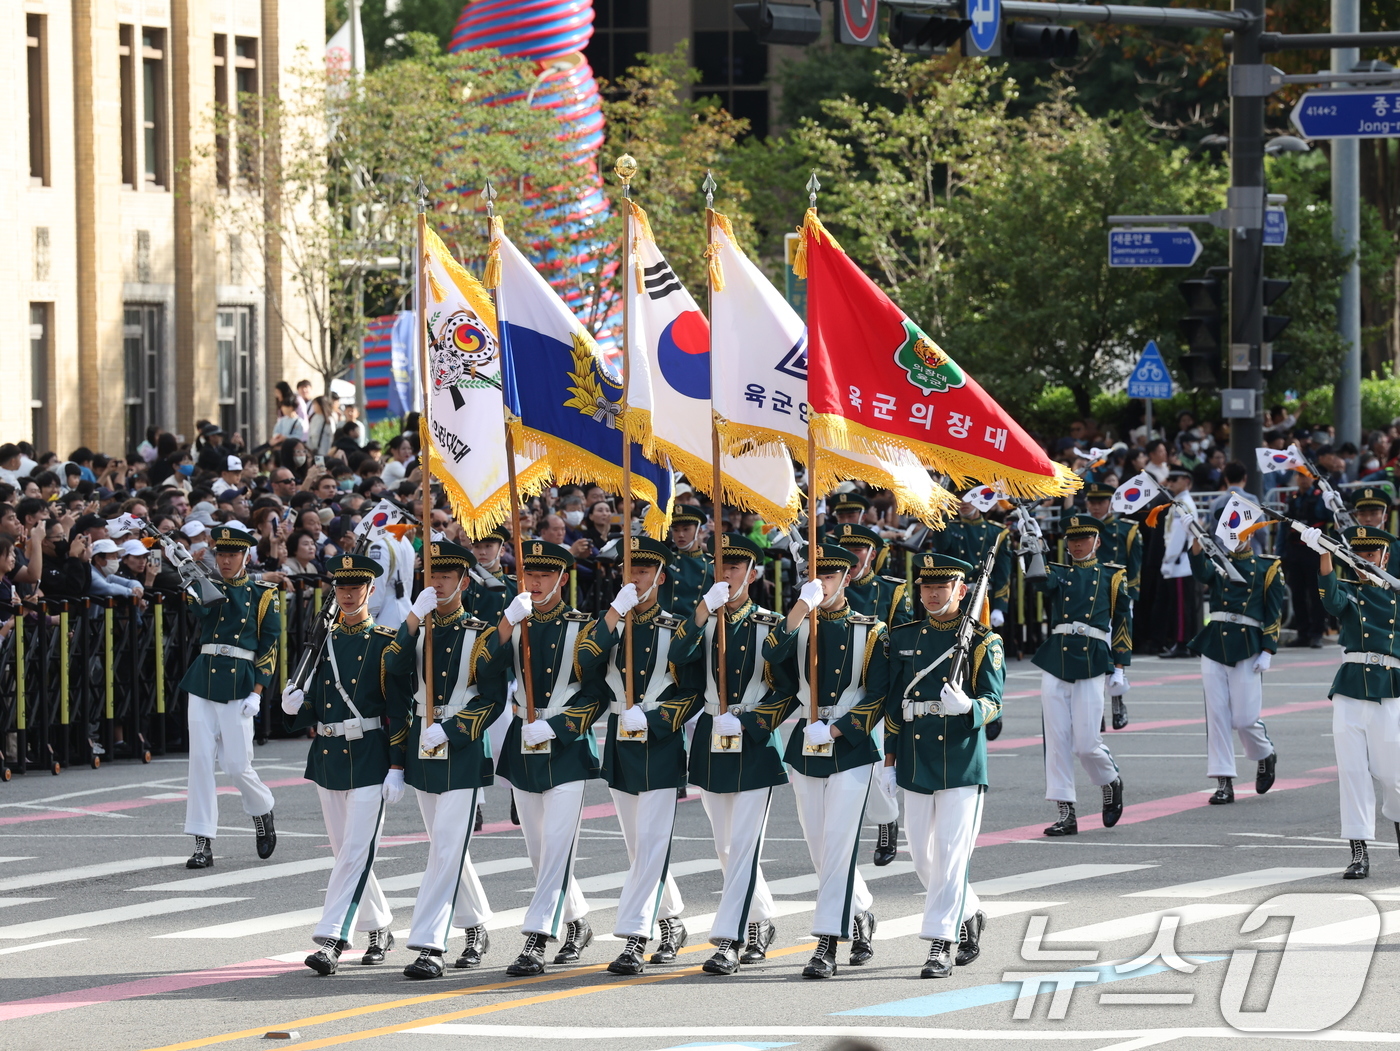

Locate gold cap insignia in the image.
[1071,517,1081,527]
[1359,527,1369,538]
[923,555,934,568]
[721,535,731,547]
[630,536,639,550]
[431,543,441,556]
[341,556,352,569]
[532,542,542,555]
[842,525,851,535]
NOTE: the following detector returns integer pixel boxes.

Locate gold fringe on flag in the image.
[703,241,725,292]
[791,207,841,281]
[426,265,448,304]
[482,216,504,290]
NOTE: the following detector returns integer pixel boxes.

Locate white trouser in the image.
[702,787,775,945]
[1040,672,1119,803]
[905,785,983,941]
[864,724,900,824]
[611,788,683,938]
[183,694,275,838]
[407,787,492,952]
[314,785,391,946]
[1333,695,1400,841]
[513,781,588,938]
[790,766,875,939]
[1200,656,1275,779]
[484,703,516,805]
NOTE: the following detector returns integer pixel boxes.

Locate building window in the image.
[136,230,151,283]
[214,35,229,187]
[120,25,136,187]
[234,37,260,183]
[217,307,255,445]
[583,0,649,81]
[123,304,163,455]
[34,227,50,282]
[692,0,769,138]
[142,29,168,187]
[29,304,51,449]
[27,15,49,186]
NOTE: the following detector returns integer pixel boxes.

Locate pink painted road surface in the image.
[0,777,312,826]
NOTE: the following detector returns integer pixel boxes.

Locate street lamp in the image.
[1265,135,1310,154]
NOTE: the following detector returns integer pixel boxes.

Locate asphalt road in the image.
[1,642,1397,1051]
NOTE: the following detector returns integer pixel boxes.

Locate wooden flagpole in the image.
[703,172,729,716]
[615,154,637,713]
[414,181,436,732]
[805,173,821,730]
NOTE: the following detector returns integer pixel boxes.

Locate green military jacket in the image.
[467,567,516,626]
[662,548,713,619]
[847,570,904,622]
[385,606,505,793]
[933,517,1011,614]
[1321,567,1400,702]
[1188,549,1285,666]
[478,600,609,792]
[584,604,704,794]
[761,606,890,777]
[885,617,1004,793]
[1094,513,1143,601]
[178,576,281,701]
[285,620,397,791]
[1031,559,1133,681]
[670,599,790,793]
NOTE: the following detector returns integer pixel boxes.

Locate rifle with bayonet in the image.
[1266,508,1400,591]
[139,521,226,607]
[948,530,1004,690]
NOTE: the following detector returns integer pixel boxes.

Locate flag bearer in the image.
[1083,482,1142,729]
[1031,513,1130,836]
[281,554,401,975]
[467,525,519,832]
[180,525,279,869]
[662,504,713,618]
[884,553,1003,978]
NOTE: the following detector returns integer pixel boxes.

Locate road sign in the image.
[837,0,880,45]
[1264,207,1287,247]
[964,0,1001,55]
[1127,340,1174,400]
[1290,90,1400,139]
[1108,228,1203,268]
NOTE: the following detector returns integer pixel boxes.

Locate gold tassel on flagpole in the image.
[482,215,504,290]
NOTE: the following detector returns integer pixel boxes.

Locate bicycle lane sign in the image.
[1127,340,1173,400]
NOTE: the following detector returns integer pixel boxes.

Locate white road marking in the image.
[399,1024,1400,1042]
[1044,903,1252,943]
[0,897,247,939]
[0,938,87,955]
[1255,908,1400,945]
[1124,867,1336,898]
[872,901,1063,941]
[131,856,344,892]
[0,857,189,893]
[377,857,534,893]
[569,858,722,894]
[973,864,1156,897]
[767,861,916,895]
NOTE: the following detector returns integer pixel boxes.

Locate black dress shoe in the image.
[305,937,347,976]
[739,919,775,964]
[1158,643,1188,659]
[984,716,1003,742]
[921,938,954,978]
[510,796,520,826]
[1044,805,1078,837]
[955,910,985,966]
[1308,636,1323,649]
[404,949,445,979]
[849,911,876,965]
[552,919,593,964]
[1101,778,1124,827]
[1256,752,1277,795]
[505,932,548,976]
[186,836,214,869]
[703,939,740,975]
[873,821,899,867]
[1209,779,1235,805]
[1343,841,1370,880]
[361,928,393,964]
[607,935,647,975]
[650,917,687,963]
[474,804,484,832]
[454,925,489,968]
[1111,695,1129,730]
[253,811,277,859]
[801,935,838,979]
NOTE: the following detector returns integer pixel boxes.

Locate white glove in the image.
[1322,489,1347,515]
[1108,667,1128,694]
[420,721,448,750]
[880,765,898,797]
[1024,516,1044,539]
[610,583,640,617]
[619,704,648,733]
[702,581,730,610]
[381,768,405,803]
[505,592,535,626]
[939,681,973,715]
[522,718,556,746]
[712,711,742,737]
[280,685,305,716]
[798,579,825,609]
[411,587,439,620]
[803,720,834,747]
[990,609,1005,628]
[1252,651,1272,674]
[1299,526,1327,555]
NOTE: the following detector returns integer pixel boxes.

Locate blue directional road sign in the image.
[1264,207,1287,247]
[1126,340,1174,401]
[1108,228,1203,268]
[1290,90,1400,139]
[965,0,1001,55]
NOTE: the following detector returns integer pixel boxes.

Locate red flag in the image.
[799,211,1076,499]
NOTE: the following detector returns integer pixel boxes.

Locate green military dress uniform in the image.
[933,515,1011,616]
[179,573,281,701]
[1188,549,1285,665]
[1093,513,1143,601]
[1321,530,1400,702]
[1031,558,1133,680]
[468,567,517,627]
[664,547,713,620]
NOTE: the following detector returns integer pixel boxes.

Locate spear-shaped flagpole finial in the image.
[702,170,716,210]
[614,154,638,198]
[481,179,497,219]
[415,177,429,213]
[806,170,821,209]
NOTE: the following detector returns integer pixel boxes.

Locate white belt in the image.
[202,643,254,660]
[317,716,384,737]
[902,700,941,719]
[1212,612,1261,627]
[1051,622,1110,644]
[416,699,474,721]
[1343,651,1400,670]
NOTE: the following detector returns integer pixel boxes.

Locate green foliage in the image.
[1300,375,1400,433]
[326,0,463,68]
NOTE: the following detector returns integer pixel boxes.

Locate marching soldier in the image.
[1187,532,1283,805]
[661,504,713,618]
[1302,524,1400,879]
[1350,488,1400,564]
[584,537,704,974]
[671,534,788,976]
[280,554,400,975]
[824,490,869,535]
[884,553,1003,978]
[469,526,517,625]
[932,498,1012,629]
[1031,513,1129,836]
[760,543,889,979]
[1083,482,1141,729]
[479,540,609,975]
[387,541,506,980]
[180,525,279,869]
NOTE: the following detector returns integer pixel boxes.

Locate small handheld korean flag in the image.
[1215,493,1264,549]
[962,485,1002,513]
[1256,444,1308,476]
[1111,472,1161,516]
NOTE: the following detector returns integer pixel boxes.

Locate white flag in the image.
[961,485,1004,513]
[1215,492,1264,549]
[1111,472,1161,516]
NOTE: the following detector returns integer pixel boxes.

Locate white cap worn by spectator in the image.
[223,520,252,533]
[91,539,120,556]
[120,539,148,558]
[226,455,242,472]
[190,502,217,526]
[181,521,207,538]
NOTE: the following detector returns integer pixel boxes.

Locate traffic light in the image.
[1005,22,1080,60]
[1177,275,1224,389]
[734,1,823,45]
[1261,277,1292,372]
[890,12,973,54]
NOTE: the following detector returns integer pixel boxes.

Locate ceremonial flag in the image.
[418,223,547,537]
[491,220,673,537]
[355,499,415,543]
[706,208,953,524]
[797,210,1076,499]
[1256,444,1308,475]
[623,200,800,526]
[1215,492,1266,549]
[962,485,1004,513]
[1111,472,1161,516]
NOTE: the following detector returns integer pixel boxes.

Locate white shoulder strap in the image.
[514,617,584,718]
[414,622,480,718]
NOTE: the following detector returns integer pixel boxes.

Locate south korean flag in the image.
[1256,443,1308,475]
[1215,493,1264,550]
[1111,472,1161,516]
[962,485,1003,513]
